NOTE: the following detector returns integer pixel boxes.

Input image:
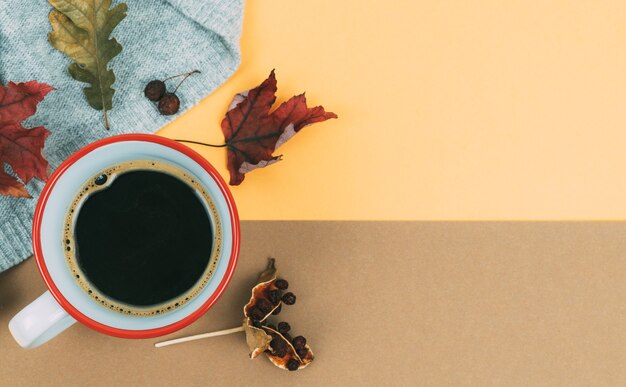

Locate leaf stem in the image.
[174,139,228,148]
[154,326,244,348]
[103,109,109,130]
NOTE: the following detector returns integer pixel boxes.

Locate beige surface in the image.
[161,0,626,220]
[1,222,625,385]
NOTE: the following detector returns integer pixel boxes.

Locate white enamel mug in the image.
[9,134,240,348]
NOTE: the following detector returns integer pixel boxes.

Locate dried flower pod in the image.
[240,258,314,371]
[242,258,281,359]
[156,258,315,373]
[243,317,272,359]
[261,326,314,371]
[243,258,282,323]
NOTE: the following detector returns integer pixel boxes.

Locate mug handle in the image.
[9,291,76,349]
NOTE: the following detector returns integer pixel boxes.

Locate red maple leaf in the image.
[221,70,337,185]
[0,81,54,198]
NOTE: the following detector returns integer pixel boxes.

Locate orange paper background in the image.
[158,0,626,220]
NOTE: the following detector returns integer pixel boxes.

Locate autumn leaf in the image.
[0,81,54,198]
[47,0,127,130]
[221,70,337,185]
[0,168,30,198]
[0,81,55,124]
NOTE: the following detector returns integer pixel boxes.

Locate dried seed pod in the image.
[243,317,272,359]
[243,258,281,323]
[261,326,314,371]
[158,257,315,372]
[242,258,314,371]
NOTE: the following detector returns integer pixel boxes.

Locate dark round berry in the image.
[274,279,289,290]
[252,321,262,328]
[296,347,308,359]
[282,333,292,342]
[282,292,296,305]
[292,336,306,349]
[158,93,180,115]
[268,289,281,304]
[270,337,286,349]
[265,324,277,331]
[271,304,282,315]
[144,80,165,101]
[249,307,264,321]
[277,321,291,334]
[273,347,287,358]
[286,358,300,371]
[256,299,274,314]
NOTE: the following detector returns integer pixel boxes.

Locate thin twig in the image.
[155,326,244,348]
[172,70,201,93]
[163,70,201,82]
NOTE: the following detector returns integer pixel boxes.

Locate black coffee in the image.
[67,162,215,311]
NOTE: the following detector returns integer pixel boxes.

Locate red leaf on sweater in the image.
[221,70,337,185]
[0,167,29,198]
[0,81,54,198]
[0,81,54,124]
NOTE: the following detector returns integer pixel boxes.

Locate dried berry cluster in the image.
[243,259,313,371]
[144,70,199,115]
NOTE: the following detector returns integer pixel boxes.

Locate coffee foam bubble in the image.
[63,160,222,317]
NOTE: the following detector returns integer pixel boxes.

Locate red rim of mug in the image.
[32,134,240,339]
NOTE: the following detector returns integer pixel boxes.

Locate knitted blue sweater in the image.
[0,0,243,271]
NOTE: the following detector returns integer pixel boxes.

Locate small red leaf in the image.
[0,81,54,124]
[221,70,337,185]
[0,168,30,198]
[0,123,50,182]
[0,81,53,197]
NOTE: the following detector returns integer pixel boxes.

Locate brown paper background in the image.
[1,222,625,385]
